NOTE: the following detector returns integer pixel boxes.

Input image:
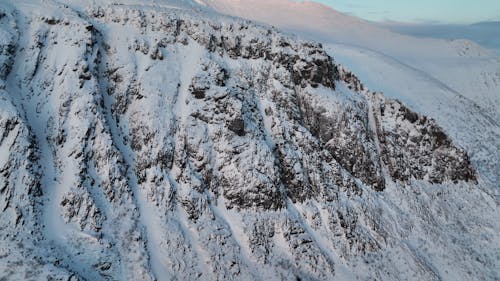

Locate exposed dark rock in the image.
[192,89,205,99]
[0,5,487,281]
[227,118,245,136]
[375,97,476,183]
[43,17,60,25]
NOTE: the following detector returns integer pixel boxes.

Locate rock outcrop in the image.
[0,2,495,281]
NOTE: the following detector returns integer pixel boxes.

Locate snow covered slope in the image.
[202,0,500,127]
[0,0,498,281]
[328,43,500,186]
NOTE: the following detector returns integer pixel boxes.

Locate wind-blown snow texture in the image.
[0,1,498,281]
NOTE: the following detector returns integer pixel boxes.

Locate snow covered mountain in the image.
[202,0,500,132]
[379,21,500,54]
[0,0,498,281]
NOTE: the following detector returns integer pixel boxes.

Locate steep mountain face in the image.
[201,0,500,135]
[0,1,498,281]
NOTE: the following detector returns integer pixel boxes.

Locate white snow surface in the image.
[202,0,500,121]
[0,1,498,281]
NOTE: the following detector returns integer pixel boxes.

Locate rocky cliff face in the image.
[0,1,497,281]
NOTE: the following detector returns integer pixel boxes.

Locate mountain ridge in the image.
[0,1,498,281]
[201,0,500,124]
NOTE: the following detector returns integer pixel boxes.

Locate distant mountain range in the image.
[380,21,500,53]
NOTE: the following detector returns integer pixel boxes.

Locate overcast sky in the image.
[310,0,500,24]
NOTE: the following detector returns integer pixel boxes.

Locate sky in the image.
[311,0,500,24]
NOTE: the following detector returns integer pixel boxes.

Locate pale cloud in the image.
[312,0,500,24]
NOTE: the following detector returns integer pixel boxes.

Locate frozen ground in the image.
[0,0,498,280]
